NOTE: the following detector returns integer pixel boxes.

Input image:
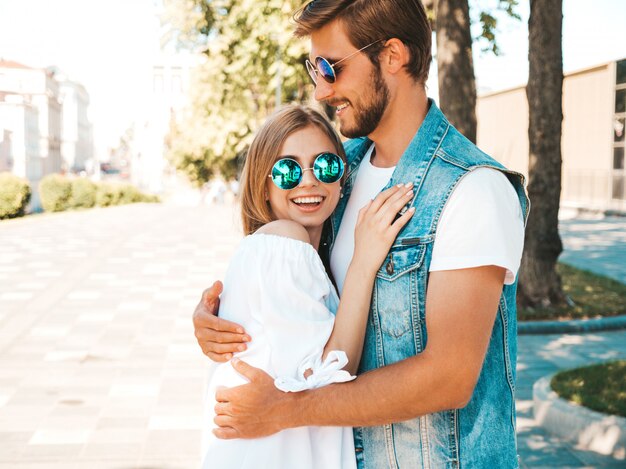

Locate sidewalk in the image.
[516,331,626,468]
[559,216,626,284]
[0,202,241,468]
[0,202,623,467]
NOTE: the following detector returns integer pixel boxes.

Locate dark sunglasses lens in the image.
[313,153,344,183]
[271,159,302,189]
[315,57,336,83]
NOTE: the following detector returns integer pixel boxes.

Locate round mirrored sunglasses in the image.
[305,39,385,84]
[268,152,345,190]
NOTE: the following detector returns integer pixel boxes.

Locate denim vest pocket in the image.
[376,239,426,281]
[373,241,427,339]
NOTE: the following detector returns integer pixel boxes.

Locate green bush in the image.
[70,178,97,209]
[118,183,142,204]
[96,182,160,206]
[95,182,121,207]
[139,193,161,203]
[0,172,31,219]
[39,174,72,212]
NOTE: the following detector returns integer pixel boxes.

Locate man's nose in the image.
[314,78,334,102]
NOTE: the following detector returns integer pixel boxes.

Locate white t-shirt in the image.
[330,145,524,294]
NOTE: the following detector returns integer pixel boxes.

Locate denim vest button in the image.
[386,254,394,275]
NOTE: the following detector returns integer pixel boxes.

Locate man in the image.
[194,0,529,467]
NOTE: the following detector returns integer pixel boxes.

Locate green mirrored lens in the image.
[313,153,344,183]
[271,158,302,189]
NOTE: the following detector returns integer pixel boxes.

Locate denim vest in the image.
[327,101,530,469]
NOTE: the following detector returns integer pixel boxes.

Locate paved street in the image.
[517,331,625,468]
[0,200,624,468]
[0,202,241,469]
[560,216,626,284]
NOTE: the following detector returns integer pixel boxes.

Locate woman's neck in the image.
[306,226,322,251]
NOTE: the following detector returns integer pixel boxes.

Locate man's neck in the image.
[368,87,429,168]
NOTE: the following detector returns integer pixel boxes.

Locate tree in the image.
[165,0,519,185]
[517,0,567,308]
[435,0,477,143]
[163,0,310,186]
[425,0,519,143]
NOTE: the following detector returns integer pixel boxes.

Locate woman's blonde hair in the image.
[240,105,346,235]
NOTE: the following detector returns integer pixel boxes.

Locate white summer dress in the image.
[201,234,357,469]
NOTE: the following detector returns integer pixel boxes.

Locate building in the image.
[0,59,63,209]
[0,93,40,179]
[477,58,626,214]
[0,60,63,176]
[129,48,197,193]
[0,60,93,210]
[53,68,94,173]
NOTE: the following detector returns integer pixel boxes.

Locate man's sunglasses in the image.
[268,152,345,190]
[305,39,385,85]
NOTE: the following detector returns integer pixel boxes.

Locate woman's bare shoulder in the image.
[255,220,311,244]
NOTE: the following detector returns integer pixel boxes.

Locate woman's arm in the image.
[323,183,415,374]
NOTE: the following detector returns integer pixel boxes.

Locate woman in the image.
[202,105,414,469]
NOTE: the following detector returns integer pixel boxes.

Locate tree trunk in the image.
[517,0,568,308]
[436,0,477,143]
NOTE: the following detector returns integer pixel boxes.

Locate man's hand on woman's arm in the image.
[193,280,250,362]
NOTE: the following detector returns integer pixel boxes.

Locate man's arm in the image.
[193,281,250,361]
[213,265,505,438]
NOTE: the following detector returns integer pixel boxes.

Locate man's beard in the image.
[340,64,390,139]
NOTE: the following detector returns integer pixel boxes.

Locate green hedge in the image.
[95,182,122,207]
[27,174,159,216]
[0,173,31,219]
[95,182,160,206]
[70,178,97,209]
[39,174,73,212]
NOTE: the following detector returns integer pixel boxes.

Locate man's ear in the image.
[381,38,410,75]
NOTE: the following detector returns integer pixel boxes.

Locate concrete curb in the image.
[519,314,626,335]
[533,374,626,460]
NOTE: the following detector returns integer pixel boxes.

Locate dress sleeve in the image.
[238,235,354,390]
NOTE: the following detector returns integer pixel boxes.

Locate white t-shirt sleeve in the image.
[429,167,524,285]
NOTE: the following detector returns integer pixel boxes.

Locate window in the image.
[153,74,164,93]
[614,147,625,170]
[616,89,626,114]
[617,59,626,85]
[615,117,625,142]
[171,74,182,94]
[612,174,625,200]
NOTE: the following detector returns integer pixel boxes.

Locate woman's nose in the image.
[298,168,319,187]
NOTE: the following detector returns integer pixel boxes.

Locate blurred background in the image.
[0,1,625,468]
[1,0,624,211]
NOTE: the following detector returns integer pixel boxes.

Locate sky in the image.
[469,0,626,93]
[1,0,625,160]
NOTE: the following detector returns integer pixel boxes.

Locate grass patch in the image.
[551,361,626,418]
[518,263,626,321]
